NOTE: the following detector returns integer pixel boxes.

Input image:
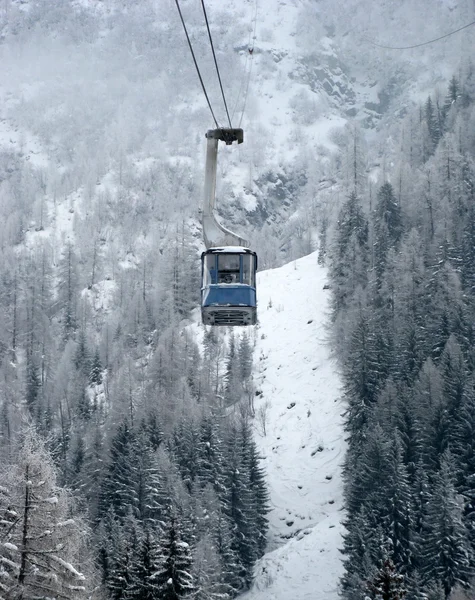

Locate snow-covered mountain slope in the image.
[242,251,345,600]
[1,0,472,262]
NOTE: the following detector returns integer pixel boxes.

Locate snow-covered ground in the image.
[241,251,345,600]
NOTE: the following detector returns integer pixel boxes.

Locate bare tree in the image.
[0,428,93,599]
[256,400,271,437]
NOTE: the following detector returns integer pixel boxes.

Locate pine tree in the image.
[238,332,253,383]
[343,309,383,451]
[90,347,103,385]
[340,507,387,599]
[373,182,404,280]
[339,122,367,194]
[411,462,431,560]
[224,333,242,407]
[460,61,475,107]
[126,529,162,600]
[172,417,199,492]
[451,377,475,551]
[146,410,164,452]
[345,424,391,516]
[425,261,466,363]
[25,358,41,410]
[107,513,141,600]
[424,96,440,149]
[330,191,369,315]
[393,385,422,477]
[419,453,473,596]
[144,447,187,531]
[247,430,270,556]
[383,436,415,570]
[192,534,231,600]
[392,229,429,384]
[134,423,155,521]
[153,517,196,599]
[68,431,86,489]
[419,337,467,473]
[57,242,79,341]
[440,336,466,416]
[221,420,257,589]
[99,419,139,518]
[66,419,103,523]
[318,216,328,265]
[366,558,406,600]
[460,201,475,314]
[97,508,119,585]
[196,413,225,492]
[404,570,428,600]
[75,329,92,378]
[198,484,241,596]
[443,75,460,119]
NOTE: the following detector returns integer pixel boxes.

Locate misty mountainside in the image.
[0,0,475,599]
[1,0,472,264]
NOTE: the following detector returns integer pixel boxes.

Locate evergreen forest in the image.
[330,71,475,599]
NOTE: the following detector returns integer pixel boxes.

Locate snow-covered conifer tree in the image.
[0,428,91,599]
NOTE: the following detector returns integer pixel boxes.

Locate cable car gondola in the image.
[201,246,257,326]
[200,128,258,326]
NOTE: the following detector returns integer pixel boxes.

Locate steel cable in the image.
[366,18,475,50]
[200,0,233,128]
[174,0,220,128]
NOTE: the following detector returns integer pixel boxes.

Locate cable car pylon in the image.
[201,128,258,326]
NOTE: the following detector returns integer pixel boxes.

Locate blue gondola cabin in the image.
[201,247,257,326]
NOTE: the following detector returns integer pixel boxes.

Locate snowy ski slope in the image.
[242,251,345,600]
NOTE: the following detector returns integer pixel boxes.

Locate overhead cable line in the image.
[174,0,219,128]
[367,18,475,50]
[238,0,258,127]
[231,0,258,123]
[231,54,249,123]
[200,0,233,128]
[239,53,254,128]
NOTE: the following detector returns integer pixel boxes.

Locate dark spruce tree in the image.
[419,453,473,596]
[154,516,196,599]
[99,419,139,519]
[126,529,162,600]
[452,377,475,551]
[90,346,103,385]
[371,434,415,572]
[341,506,388,599]
[248,432,270,556]
[373,182,404,281]
[424,96,441,150]
[342,309,383,453]
[196,413,226,493]
[172,416,200,493]
[110,516,143,600]
[221,420,258,589]
[366,558,406,600]
[330,190,369,315]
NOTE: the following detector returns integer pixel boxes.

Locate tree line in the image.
[0,323,268,599]
[327,66,475,599]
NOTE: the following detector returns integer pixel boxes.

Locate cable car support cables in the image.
[200,0,233,128]
[174,0,219,128]
[239,0,258,127]
[366,18,475,50]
